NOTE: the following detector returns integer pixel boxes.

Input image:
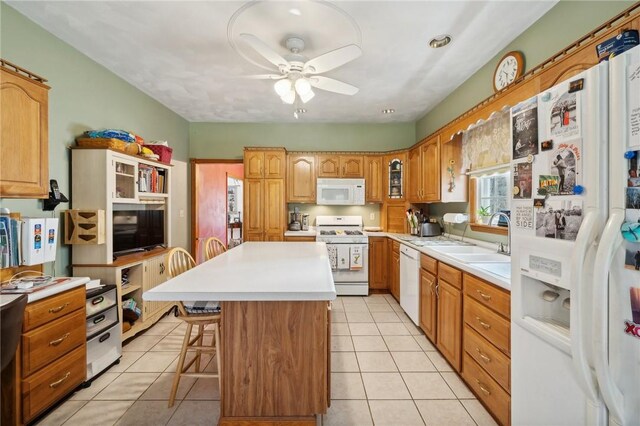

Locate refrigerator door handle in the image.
[593,210,625,424]
[569,210,603,406]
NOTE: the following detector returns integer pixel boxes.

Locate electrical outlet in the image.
[369,212,375,220]
[179,209,185,218]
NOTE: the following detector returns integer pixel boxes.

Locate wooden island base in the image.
[219,300,330,425]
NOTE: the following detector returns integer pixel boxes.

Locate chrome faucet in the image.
[489,212,511,256]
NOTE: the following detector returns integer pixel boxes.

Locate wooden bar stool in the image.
[204,237,227,261]
[165,247,221,408]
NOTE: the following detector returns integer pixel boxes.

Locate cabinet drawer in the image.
[464,297,510,356]
[464,325,510,392]
[420,254,437,275]
[86,305,118,338]
[22,309,86,377]
[392,240,400,252]
[462,354,510,426]
[23,286,85,332]
[439,262,462,289]
[284,236,316,242]
[85,286,117,317]
[464,274,510,319]
[22,345,85,423]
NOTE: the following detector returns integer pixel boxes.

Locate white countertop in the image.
[381,233,511,291]
[1,276,90,303]
[284,226,316,237]
[143,242,337,302]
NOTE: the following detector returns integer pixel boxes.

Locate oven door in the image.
[330,243,369,283]
[317,185,354,205]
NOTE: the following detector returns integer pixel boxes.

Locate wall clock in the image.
[493,51,524,92]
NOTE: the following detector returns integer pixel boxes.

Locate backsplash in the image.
[428,202,507,245]
[287,204,381,227]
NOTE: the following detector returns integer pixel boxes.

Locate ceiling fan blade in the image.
[239,33,290,71]
[303,44,362,74]
[243,74,286,80]
[309,76,359,96]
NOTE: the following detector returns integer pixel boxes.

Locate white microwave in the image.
[316,178,365,205]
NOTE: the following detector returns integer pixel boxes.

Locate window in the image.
[477,171,510,216]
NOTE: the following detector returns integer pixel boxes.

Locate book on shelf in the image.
[0,215,22,268]
[138,165,166,194]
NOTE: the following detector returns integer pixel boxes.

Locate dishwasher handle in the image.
[400,247,419,260]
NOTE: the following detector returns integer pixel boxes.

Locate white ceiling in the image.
[8,1,557,123]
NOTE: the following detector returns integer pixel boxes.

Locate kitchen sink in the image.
[445,253,511,263]
[431,246,492,254]
[468,262,511,280]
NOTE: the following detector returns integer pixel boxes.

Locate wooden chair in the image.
[165,247,221,408]
[204,237,227,261]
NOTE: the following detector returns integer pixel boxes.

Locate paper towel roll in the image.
[443,213,468,224]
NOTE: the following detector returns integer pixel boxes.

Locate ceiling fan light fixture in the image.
[274,79,292,97]
[299,88,315,104]
[382,108,395,114]
[429,34,452,49]
[280,89,296,105]
[294,78,312,96]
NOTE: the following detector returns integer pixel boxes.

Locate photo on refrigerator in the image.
[512,96,539,160]
[626,187,640,209]
[549,139,582,195]
[513,162,532,199]
[548,90,581,139]
[622,208,640,242]
[534,199,583,240]
[624,240,640,271]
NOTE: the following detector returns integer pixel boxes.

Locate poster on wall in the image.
[628,64,640,148]
[549,139,582,195]
[535,199,583,241]
[512,97,539,160]
[513,203,534,230]
[544,87,581,141]
[513,162,533,199]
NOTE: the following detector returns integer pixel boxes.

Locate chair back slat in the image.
[166,247,196,279]
[204,237,227,261]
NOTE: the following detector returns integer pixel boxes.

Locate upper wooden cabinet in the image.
[244,149,286,179]
[439,136,467,203]
[407,147,421,202]
[384,152,407,202]
[422,138,441,202]
[317,154,363,178]
[0,65,50,198]
[364,155,383,203]
[287,154,316,203]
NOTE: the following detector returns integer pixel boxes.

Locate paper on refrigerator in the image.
[628,63,640,148]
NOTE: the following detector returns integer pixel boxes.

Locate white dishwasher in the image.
[399,244,420,325]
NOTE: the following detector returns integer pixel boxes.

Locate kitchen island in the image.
[143,242,336,426]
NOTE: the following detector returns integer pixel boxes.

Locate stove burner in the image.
[320,230,336,235]
[344,230,363,235]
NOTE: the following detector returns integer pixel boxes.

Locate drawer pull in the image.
[476,317,491,329]
[49,372,71,388]
[49,333,70,347]
[93,315,106,325]
[475,348,492,363]
[91,296,104,305]
[49,303,70,314]
[476,290,492,301]
[476,380,491,396]
[99,332,111,343]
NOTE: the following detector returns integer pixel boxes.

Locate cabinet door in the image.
[244,233,264,242]
[422,139,441,202]
[407,147,421,202]
[244,179,264,235]
[317,155,340,178]
[264,150,286,179]
[420,268,437,344]
[368,237,388,290]
[0,70,49,198]
[143,256,169,320]
[244,151,264,179]
[364,155,383,203]
[263,179,285,239]
[391,251,400,301]
[112,157,138,202]
[384,152,407,202]
[340,155,364,178]
[436,280,462,371]
[287,155,316,203]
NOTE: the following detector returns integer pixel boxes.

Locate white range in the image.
[316,216,369,296]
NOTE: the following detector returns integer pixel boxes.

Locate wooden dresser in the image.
[15,287,86,424]
[461,274,511,426]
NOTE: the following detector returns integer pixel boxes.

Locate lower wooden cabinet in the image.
[419,267,437,344]
[368,237,388,290]
[284,235,316,242]
[436,279,462,372]
[390,240,400,301]
[462,354,511,426]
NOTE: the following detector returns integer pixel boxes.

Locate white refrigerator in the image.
[510,45,640,426]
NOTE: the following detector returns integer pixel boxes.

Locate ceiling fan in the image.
[240,33,362,104]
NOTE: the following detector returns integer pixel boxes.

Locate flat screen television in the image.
[113,209,165,256]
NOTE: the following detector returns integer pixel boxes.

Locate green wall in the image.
[190,122,415,159]
[0,3,190,276]
[416,0,635,139]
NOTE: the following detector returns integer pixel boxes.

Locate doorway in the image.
[191,160,243,262]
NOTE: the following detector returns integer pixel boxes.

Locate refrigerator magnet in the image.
[568,78,584,93]
[541,140,554,151]
[534,198,546,208]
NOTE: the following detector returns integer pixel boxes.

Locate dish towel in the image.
[350,246,363,270]
[327,245,338,270]
[337,245,350,270]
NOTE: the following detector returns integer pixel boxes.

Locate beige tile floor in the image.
[37,294,498,426]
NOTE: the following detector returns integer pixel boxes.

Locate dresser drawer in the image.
[464,274,510,319]
[23,286,85,331]
[462,354,510,426]
[420,254,437,275]
[439,262,462,289]
[22,345,85,423]
[464,325,510,392]
[85,286,117,317]
[464,296,510,356]
[22,309,86,377]
[86,305,118,338]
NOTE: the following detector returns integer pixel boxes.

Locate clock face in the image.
[494,55,520,90]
